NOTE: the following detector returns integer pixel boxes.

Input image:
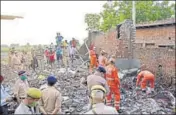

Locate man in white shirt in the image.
[69,45,76,63]
[85,85,118,114]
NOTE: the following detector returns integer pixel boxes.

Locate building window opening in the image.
[145,43,155,48]
[168,37,171,40]
[117,24,121,39]
[158,45,174,49]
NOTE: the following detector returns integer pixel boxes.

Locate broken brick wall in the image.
[92,29,175,80]
[134,48,175,78]
[94,29,129,58]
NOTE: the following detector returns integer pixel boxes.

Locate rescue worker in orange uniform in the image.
[98,50,108,67]
[136,70,155,93]
[106,58,121,111]
[89,47,98,73]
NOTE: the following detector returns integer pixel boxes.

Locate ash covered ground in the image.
[1,58,175,114]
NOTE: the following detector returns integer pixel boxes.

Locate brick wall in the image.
[136,25,175,47]
[134,48,175,78]
[94,30,129,58]
[92,28,175,79]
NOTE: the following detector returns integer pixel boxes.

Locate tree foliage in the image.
[84,13,101,31]
[99,1,119,32]
[84,1,175,32]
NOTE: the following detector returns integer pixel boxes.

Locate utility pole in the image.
[127,1,136,69]
[132,1,136,26]
[132,1,136,59]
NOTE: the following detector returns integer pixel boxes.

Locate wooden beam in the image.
[1,15,23,20]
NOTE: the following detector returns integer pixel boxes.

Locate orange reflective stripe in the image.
[115,103,120,105]
[115,102,120,105]
[115,101,120,104]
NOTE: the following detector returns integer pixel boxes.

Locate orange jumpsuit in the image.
[89,50,98,72]
[106,64,120,110]
[98,55,107,67]
[136,70,155,90]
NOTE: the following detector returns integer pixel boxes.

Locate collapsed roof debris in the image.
[1,60,175,114]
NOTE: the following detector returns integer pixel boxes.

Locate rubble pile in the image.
[1,59,175,114]
[28,59,90,114]
[120,75,175,114]
[1,59,90,114]
[56,68,89,114]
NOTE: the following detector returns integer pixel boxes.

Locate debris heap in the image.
[120,74,175,114]
[1,60,175,114]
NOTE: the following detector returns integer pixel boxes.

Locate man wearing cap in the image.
[98,50,108,67]
[106,58,121,111]
[85,85,118,114]
[15,88,42,114]
[81,66,109,109]
[14,71,29,103]
[62,41,69,68]
[89,47,98,73]
[11,52,22,71]
[86,66,109,93]
[39,76,62,114]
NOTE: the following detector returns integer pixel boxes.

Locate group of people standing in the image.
[82,48,121,113]
[8,48,33,71]
[1,71,62,114]
[44,32,78,68]
[1,33,156,114]
[81,47,155,114]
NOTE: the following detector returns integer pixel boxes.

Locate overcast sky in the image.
[1,1,106,45]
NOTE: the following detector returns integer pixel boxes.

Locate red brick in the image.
[92,26,175,79]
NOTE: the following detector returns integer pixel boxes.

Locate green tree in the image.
[85,1,175,32]
[84,13,101,31]
[99,1,119,32]
[155,1,175,20]
[114,1,175,23]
